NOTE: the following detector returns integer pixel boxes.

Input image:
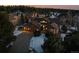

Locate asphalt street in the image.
[9,32,33,53]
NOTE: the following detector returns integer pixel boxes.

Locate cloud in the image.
[30,5,79,10]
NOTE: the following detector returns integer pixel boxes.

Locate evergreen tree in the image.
[64,31,79,52]
[43,32,63,53]
[0,13,15,52]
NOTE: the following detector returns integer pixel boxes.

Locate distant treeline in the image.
[0,6,79,14]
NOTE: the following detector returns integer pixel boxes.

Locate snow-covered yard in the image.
[60,33,66,41]
[29,33,47,53]
[13,26,23,36]
[13,31,22,36]
[70,27,77,31]
[6,26,23,48]
[60,26,77,41]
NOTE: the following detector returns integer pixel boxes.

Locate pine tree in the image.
[0,13,15,52]
[43,32,63,53]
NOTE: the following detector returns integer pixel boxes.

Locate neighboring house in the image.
[38,14,46,18]
[9,13,20,26]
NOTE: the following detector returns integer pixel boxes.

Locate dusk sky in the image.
[29,5,79,10]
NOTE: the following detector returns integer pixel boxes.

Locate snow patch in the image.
[29,33,47,53]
